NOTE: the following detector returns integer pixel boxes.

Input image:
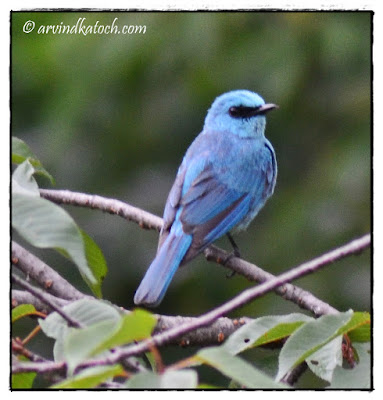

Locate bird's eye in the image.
[229,105,259,118]
[229,106,240,117]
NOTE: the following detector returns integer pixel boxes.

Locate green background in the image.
[12,11,371,386]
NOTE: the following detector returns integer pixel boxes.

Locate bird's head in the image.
[204,90,278,138]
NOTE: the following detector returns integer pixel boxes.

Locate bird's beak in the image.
[257,103,279,115]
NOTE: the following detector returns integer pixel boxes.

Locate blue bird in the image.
[134,90,278,307]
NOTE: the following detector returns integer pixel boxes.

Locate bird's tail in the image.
[134,228,192,307]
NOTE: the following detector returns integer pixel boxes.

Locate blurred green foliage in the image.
[12,11,370,331]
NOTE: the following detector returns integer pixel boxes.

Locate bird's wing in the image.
[158,137,275,261]
[178,164,252,262]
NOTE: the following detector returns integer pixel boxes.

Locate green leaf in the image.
[224,313,313,355]
[321,311,370,382]
[276,310,354,381]
[80,229,108,298]
[159,370,198,389]
[12,304,37,323]
[12,160,107,294]
[12,371,37,389]
[144,350,157,372]
[92,309,156,355]
[126,370,198,389]
[63,308,156,373]
[12,160,40,196]
[12,162,96,286]
[12,191,95,285]
[39,299,121,362]
[196,347,286,389]
[40,299,121,337]
[12,356,37,389]
[348,323,371,343]
[306,336,343,382]
[252,348,281,379]
[64,319,119,374]
[254,321,306,347]
[340,311,370,342]
[329,342,371,389]
[12,360,37,389]
[12,136,55,184]
[52,365,123,389]
[125,371,161,388]
[197,383,220,388]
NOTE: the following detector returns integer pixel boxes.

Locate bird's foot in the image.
[224,232,241,277]
[223,249,241,278]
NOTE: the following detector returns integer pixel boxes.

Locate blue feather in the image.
[134,219,192,307]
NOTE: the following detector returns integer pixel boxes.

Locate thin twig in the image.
[204,245,339,316]
[11,273,83,328]
[154,314,250,346]
[12,338,47,363]
[12,360,66,375]
[12,241,86,301]
[12,289,70,312]
[39,188,163,231]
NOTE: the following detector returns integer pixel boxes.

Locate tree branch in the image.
[11,273,83,328]
[12,359,66,375]
[10,246,252,347]
[204,245,339,316]
[78,234,371,368]
[12,289,69,313]
[39,188,162,231]
[11,288,249,348]
[12,339,47,363]
[11,230,370,378]
[153,314,250,346]
[39,189,369,317]
[12,241,86,301]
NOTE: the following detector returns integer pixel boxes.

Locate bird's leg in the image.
[225,233,241,278]
[226,232,241,258]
